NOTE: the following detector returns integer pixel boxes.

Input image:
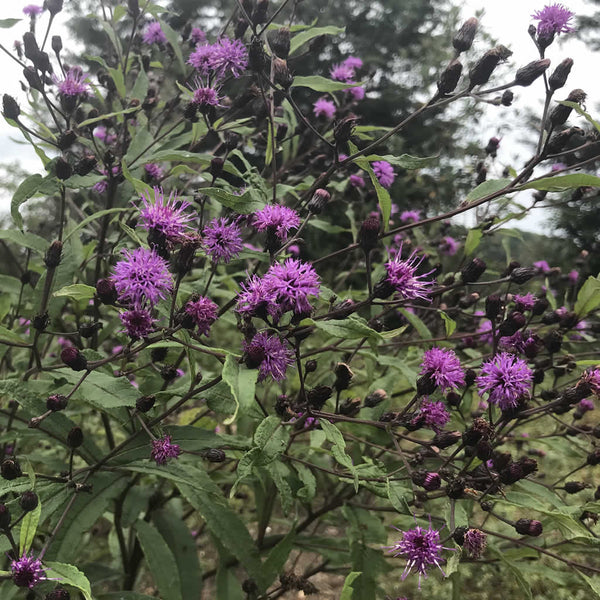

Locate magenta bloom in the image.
[532,4,575,35]
[463,529,487,559]
[343,56,363,70]
[112,247,173,308]
[578,398,594,413]
[581,369,600,396]
[400,210,421,223]
[93,166,121,193]
[385,246,435,302]
[94,126,117,144]
[386,520,449,588]
[11,553,47,588]
[477,352,533,410]
[144,163,164,180]
[372,160,396,188]
[184,296,218,335]
[439,236,459,256]
[349,174,366,188]
[236,274,278,319]
[419,347,465,392]
[533,260,551,273]
[211,37,248,78]
[346,85,365,100]
[143,21,167,45]
[243,331,295,382]
[190,28,206,45]
[192,85,220,110]
[263,258,320,316]
[188,43,216,74]
[23,4,43,16]
[138,187,193,242]
[151,435,181,465]
[202,217,244,263]
[568,269,579,284]
[313,98,336,119]
[253,205,301,240]
[417,399,451,431]
[330,63,355,82]
[120,308,156,340]
[54,66,89,97]
[514,293,536,312]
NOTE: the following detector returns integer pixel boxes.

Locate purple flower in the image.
[499,331,527,354]
[532,4,575,36]
[578,398,594,413]
[236,274,278,319]
[419,347,465,392]
[23,5,43,16]
[385,520,449,588]
[188,43,217,75]
[533,260,551,273]
[349,174,365,188]
[568,269,579,284]
[190,28,206,45]
[93,166,121,193]
[138,187,193,242]
[112,247,174,308]
[581,369,600,396]
[143,21,167,45]
[120,308,156,340]
[343,56,363,70]
[372,160,395,188]
[330,63,355,82]
[514,293,536,312]
[184,296,218,335]
[11,553,47,588]
[346,85,365,100]
[202,217,244,263]
[93,125,117,144]
[385,245,435,302]
[417,399,451,431]
[192,85,220,111]
[263,258,320,316]
[400,210,421,223]
[253,205,301,240]
[211,37,248,78]
[54,66,89,97]
[313,98,336,119]
[144,163,164,180]
[244,331,295,382]
[151,435,181,465]
[463,529,487,559]
[477,317,493,345]
[477,352,533,410]
[439,236,459,256]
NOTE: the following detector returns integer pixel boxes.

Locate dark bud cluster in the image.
[60,346,88,372]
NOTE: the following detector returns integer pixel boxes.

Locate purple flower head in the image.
[253,205,301,240]
[372,160,395,188]
[581,369,600,396]
[11,553,47,588]
[313,98,336,119]
[184,295,218,335]
[151,435,181,465]
[533,260,551,273]
[190,28,207,45]
[192,84,220,111]
[385,245,435,302]
[499,331,527,354]
[138,187,193,242]
[202,217,244,263]
[343,56,363,70]
[385,520,449,588]
[477,352,533,410]
[463,529,487,559]
[143,21,167,45]
[439,235,459,256]
[54,66,89,97]
[93,166,121,193]
[236,273,278,319]
[514,293,536,312]
[264,258,320,316]
[243,331,295,382]
[330,63,355,82]
[532,4,575,36]
[23,5,43,16]
[346,85,365,100]
[188,43,217,75]
[350,174,365,188]
[419,347,465,392]
[120,308,156,340]
[417,399,451,431]
[568,269,579,284]
[144,163,164,180]
[400,210,421,223]
[112,247,174,308]
[477,318,493,345]
[94,125,117,144]
[578,398,594,413]
[211,37,248,78]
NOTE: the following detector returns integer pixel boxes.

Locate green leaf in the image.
[53,284,96,302]
[398,308,431,339]
[262,527,296,588]
[267,462,293,514]
[465,178,511,203]
[158,17,185,72]
[200,187,266,214]
[574,275,600,317]
[11,174,44,229]
[19,500,41,554]
[386,479,411,514]
[488,547,532,600]
[439,311,457,337]
[135,519,183,600]
[294,462,316,501]
[289,25,345,55]
[320,419,359,491]
[216,568,244,600]
[0,18,21,28]
[45,562,93,600]
[464,228,483,256]
[222,354,258,425]
[64,207,130,241]
[77,105,138,128]
[558,100,600,133]
[363,153,438,169]
[0,326,28,347]
[254,416,289,459]
[520,173,600,192]
[292,75,363,92]
[0,229,48,253]
[576,570,600,598]
[131,68,149,102]
[309,315,383,343]
[340,571,361,600]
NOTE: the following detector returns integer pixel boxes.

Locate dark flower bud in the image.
[465,368,476,387]
[251,0,268,25]
[476,439,493,460]
[273,58,293,88]
[515,59,550,87]
[468,46,512,89]
[437,59,463,95]
[57,130,77,151]
[358,216,380,254]
[19,491,38,513]
[339,398,361,417]
[333,115,358,146]
[500,462,524,484]
[209,157,224,179]
[492,451,512,471]
[453,525,468,546]
[95,278,118,305]
[564,481,586,494]
[485,137,500,156]
[32,311,49,332]
[234,17,249,40]
[530,297,548,316]
[50,35,63,57]
[47,394,68,411]
[510,267,536,284]
[55,157,72,181]
[44,0,64,16]
[373,277,395,300]
[515,518,543,536]
[475,166,487,185]
[548,58,573,91]
[275,395,291,418]
[518,456,538,476]
[160,365,179,382]
[446,391,461,407]
[307,386,332,410]
[2,94,20,120]
[267,27,291,59]
[587,449,600,466]
[248,38,268,72]
[183,102,198,121]
[532,368,545,384]
[136,395,155,413]
[150,347,168,364]
[78,321,103,339]
[485,294,503,320]
[307,188,330,215]
[498,311,526,337]
[174,241,198,276]
[245,345,265,369]
[127,0,139,18]
[304,359,317,374]
[60,346,88,372]
[46,588,71,600]
[423,472,442,491]
[204,448,226,462]
[242,579,259,595]
[459,292,480,308]
[501,90,514,106]
[334,363,354,391]
[364,389,387,408]
[543,330,562,354]
[447,477,465,499]
[1,458,22,480]
[23,66,43,92]
[546,126,584,155]
[276,122,288,143]
[67,426,84,448]
[75,155,97,176]
[453,17,478,53]
[417,373,437,397]
[432,430,462,449]
[22,31,39,61]
[461,257,486,283]
[44,240,63,269]
[0,503,10,529]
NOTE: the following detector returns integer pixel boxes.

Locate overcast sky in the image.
[0,0,597,232]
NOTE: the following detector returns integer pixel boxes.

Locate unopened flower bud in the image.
[267,27,291,59]
[1,458,22,480]
[510,267,536,284]
[453,526,468,546]
[47,394,68,411]
[453,17,478,53]
[127,0,139,18]
[44,0,64,16]
[446,477,465,499]
[546,126,584,155]
[549,58,573,91]
[307,188,330,214]
[209,157,224,179]
[422,472,441,491]
[334,363,353,391]
[515,59,550,87]
[251,0,268,25]
[485,294,503,320]
[60,346,88,372]
[55,157,73,180]
[273,58,293,88]
[248,38,267,72]
[500,462,524,484]
[32,312,49,332]
[364,389,387,408]
[0,503,10,529]
[2,94,20,120]
[23,66,44,92]
[96,278,118,305]
[358,216,380,254]
[339,397,361,417]
[432,430,462,449]
[306,385,332,410]
[543,330,562,354]
[437,59,463,95]
[204,448,226,462]
[46,589,71,600]
[19,491,38,513]
[515,518,543,536]
[461,257,486,283]
[333,115,357,146]
[67,426,84,448]
[44,240,63,269]
[587,449,600,466]
[136,395,155,413]
[75,155,97,176]
[564,481,586,494]
[468,46,512,89]
[160,365,179,382]
[57,130,77,151]
[22,32,39,61]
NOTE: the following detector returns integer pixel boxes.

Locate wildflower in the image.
[202,217,244,263]
[384,245,435,301]
[263,258,320,316]
[581,369,600,396]
[400,210,421,223]
[385,520,449,588]
[532,4,575,36]
[514,293,536,312]
[343,56,363,70]
[349,174,365,188]
[23,5,43,16]
[144,163,164,180]
[120,308,155,340]
[11,552,47,588]
[372,160,395,188]
[192,85,220,111]
[112,247,174,308]
[187,43,217,75]
[190,27,206,45]
[463,529,487,559]
[211,37,248,78]
[346,85,365,100]
[499,331,528,354]
[330,63,354,82]
[578,398,594,413]
[313,97,336,119]
[568,269,579,284]
[93,125,116,144]
[533,260,551,273]
[439,236,459,256]
[244,331,295,382]
[137,187,193,242]
[253,205,301,240]
[151,435,181,465]
[93,166,120,193]
[236,274,278,319]
[54,66,89,98]
[477,352,533,410]
[184,296,218,335]
[419,347,465,392]
[417,399,451,431]
[143,21,167,45]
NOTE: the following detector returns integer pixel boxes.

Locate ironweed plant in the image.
[0,1,600,598]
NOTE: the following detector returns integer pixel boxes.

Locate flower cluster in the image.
[477,352,533,410]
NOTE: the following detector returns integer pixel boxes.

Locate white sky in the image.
[0,0,597,233]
